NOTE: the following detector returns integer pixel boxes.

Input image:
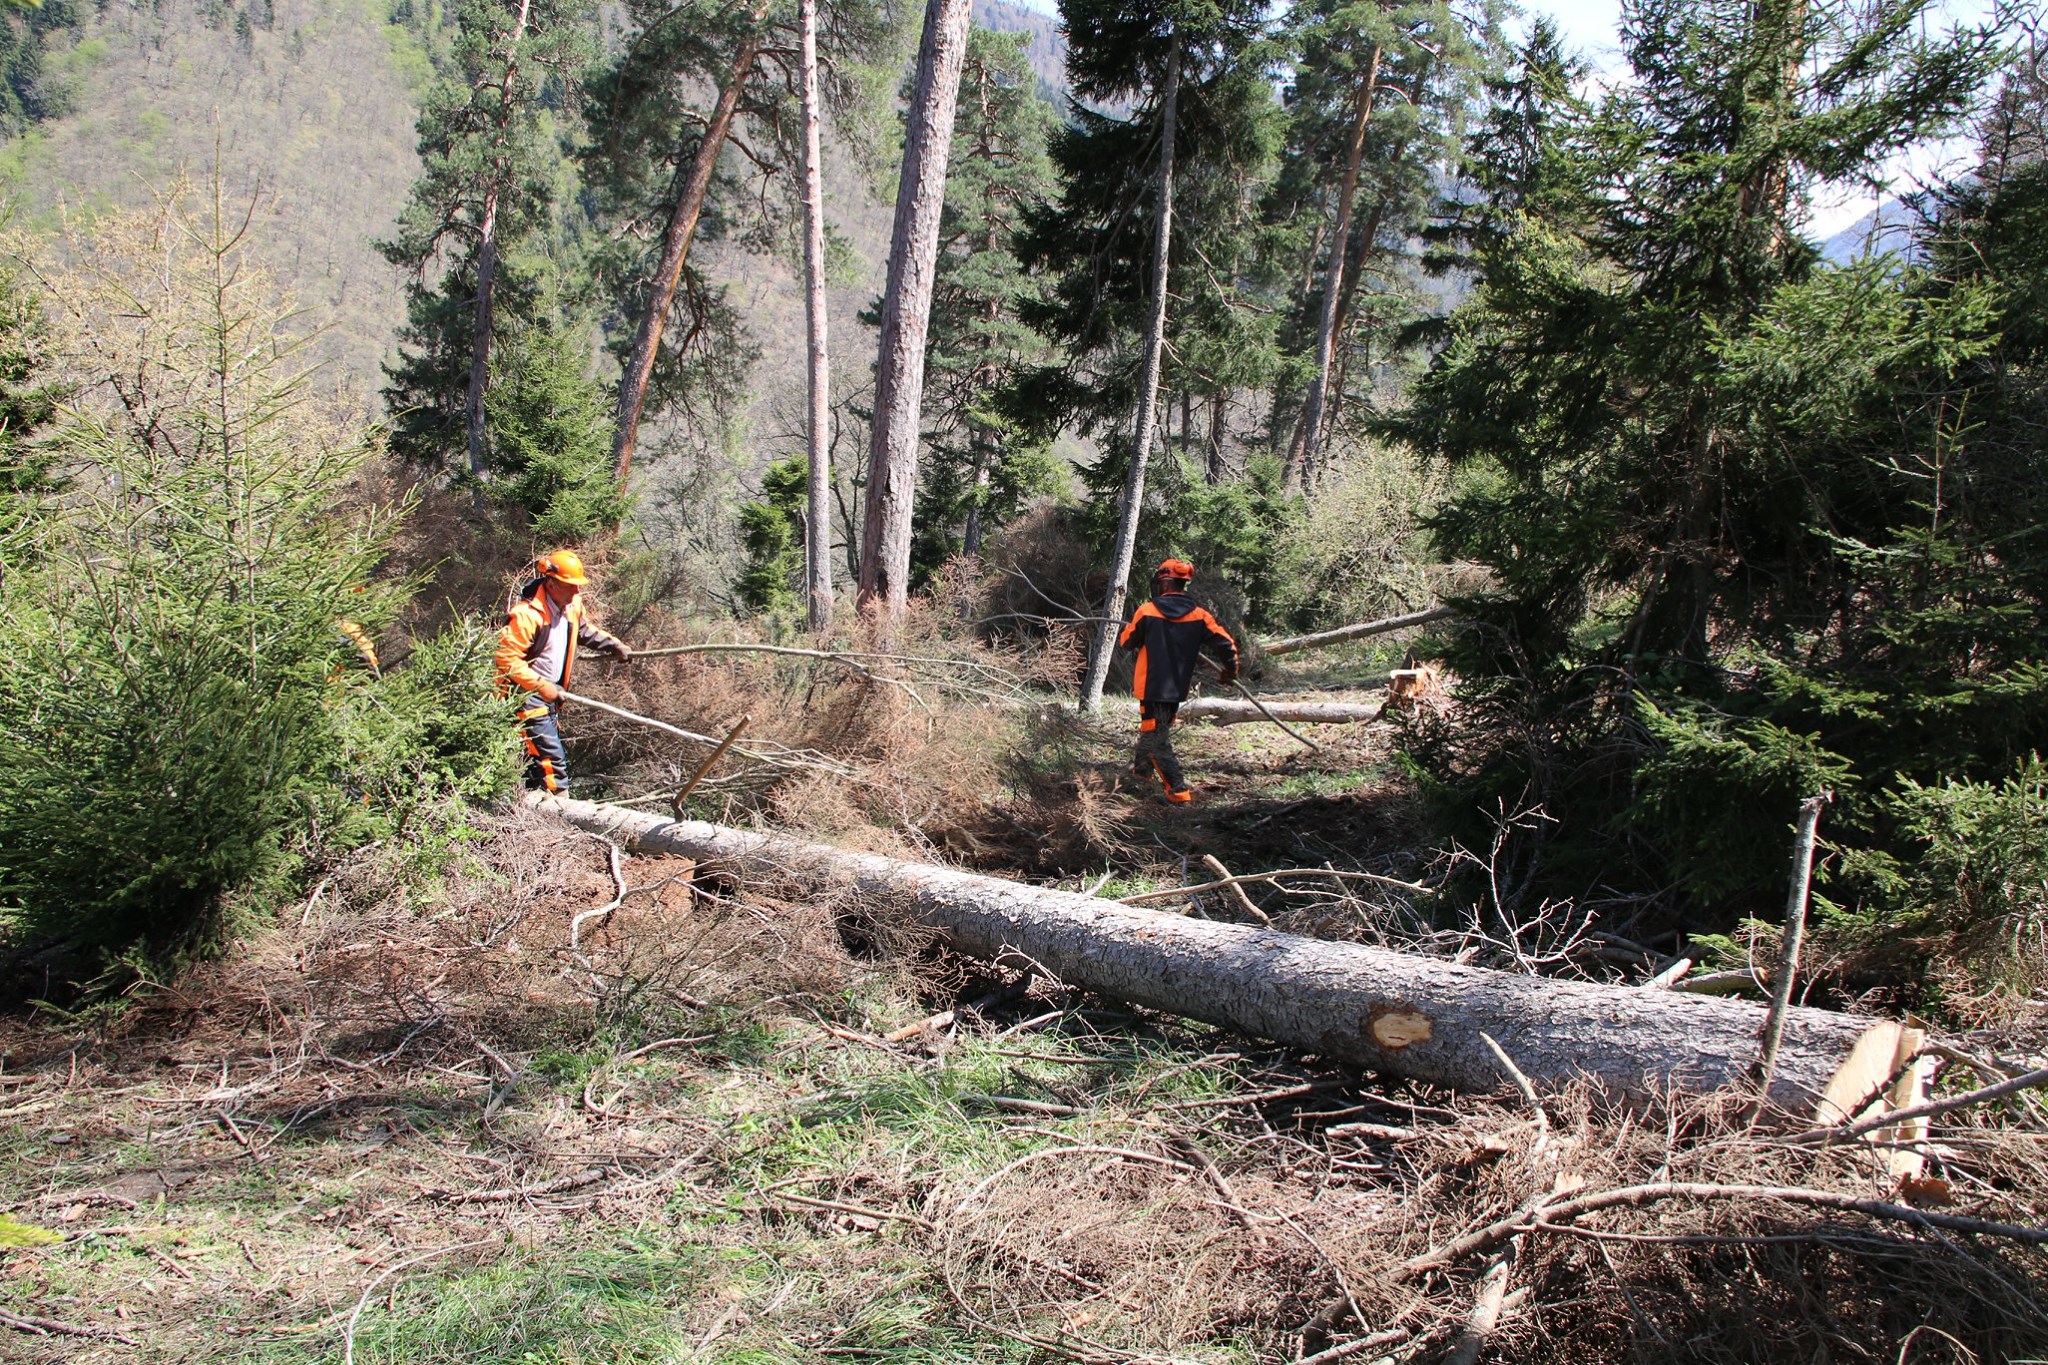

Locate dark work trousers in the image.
[1133,700,1186,792]
[518,701,569,793]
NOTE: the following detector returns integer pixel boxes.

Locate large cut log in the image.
[1263,605,1459,657]
[1175,697,1383,725]
[538,795,1889,1111]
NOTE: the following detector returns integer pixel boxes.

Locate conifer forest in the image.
[2,0,2047,1360]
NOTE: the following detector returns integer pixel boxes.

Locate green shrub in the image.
[0,188,516,970]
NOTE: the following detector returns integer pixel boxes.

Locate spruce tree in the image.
[1393,0,1997,924]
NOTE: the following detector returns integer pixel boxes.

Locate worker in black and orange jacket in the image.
[1117,557,1238,803]
[494,550,631,794]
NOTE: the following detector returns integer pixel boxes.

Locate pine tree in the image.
[1269,0,1491,485]
[379,0,592,481]
[584,0,897,486]
[860,0,975,620]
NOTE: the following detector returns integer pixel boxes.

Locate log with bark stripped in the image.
[536,795,1899,1113]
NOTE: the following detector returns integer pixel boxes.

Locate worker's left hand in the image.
[1218,665,1239,685]
[600,640,632,663]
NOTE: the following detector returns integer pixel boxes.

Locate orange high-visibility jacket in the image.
[1117,592,1238,704]
[494,585,623,699]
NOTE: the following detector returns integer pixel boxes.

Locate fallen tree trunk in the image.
[1263,605,1459,657]
[1175,697,1383,726]
[539,795,1891,1111]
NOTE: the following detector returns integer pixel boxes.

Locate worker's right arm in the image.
[494,603,559,702]
[1117,602,1154,653]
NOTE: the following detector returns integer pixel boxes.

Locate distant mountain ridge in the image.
[1820,197,1925,264]
[973,0,1066,100]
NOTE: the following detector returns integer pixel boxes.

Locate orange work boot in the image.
[1165,787,1194,804]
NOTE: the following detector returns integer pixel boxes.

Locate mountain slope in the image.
[4,0,426,390]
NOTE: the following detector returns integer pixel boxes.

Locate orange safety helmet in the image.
[537,549,590,586]
[1154,557,1196,582]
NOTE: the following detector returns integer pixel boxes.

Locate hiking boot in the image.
[1165,787,1194,804]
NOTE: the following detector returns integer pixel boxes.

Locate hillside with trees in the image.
[2,2,2045,1362]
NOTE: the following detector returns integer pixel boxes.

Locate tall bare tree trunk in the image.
[798,0,833,631]
[1289,43,1380,489]
[1079,42,1181,713]
[858,0,974,619]
[463,0,533,482]
[611,0,772,488]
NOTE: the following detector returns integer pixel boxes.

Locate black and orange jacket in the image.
[493,581,623,701]
[1117,592,1238,704]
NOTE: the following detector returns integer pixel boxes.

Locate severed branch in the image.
[558,689,854,776]
[1120,866,1432,905]
[1441,1248,1514,1365]
[1262,604,1461,657]
[1199,854,1272,925]
[673,714,751,816]
[1786,1065,2048,1146]
[1403,1181,2048,1274]
[0,1305,138,1347]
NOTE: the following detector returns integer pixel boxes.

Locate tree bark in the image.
[1207,390,1225,483]
[611,0,772,488]
[799,0,833,631]
[465,184,502,481]
[463,0,534,482]
[1079,39,1182,713]
[1289,43,1380,489]
[1262,604,1458,656]
[537,793,1890,1109]
[858,0,974,619]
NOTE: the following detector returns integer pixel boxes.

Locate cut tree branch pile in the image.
[536,795,1908,1113]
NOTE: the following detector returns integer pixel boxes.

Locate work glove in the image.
[535,680,563,704]
[599,640,632,663]
[1218,665,1239,685]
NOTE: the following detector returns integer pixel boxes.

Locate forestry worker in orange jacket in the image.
[1117,557,1239,803]
[494,550,631,793]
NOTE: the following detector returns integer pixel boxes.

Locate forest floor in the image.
[4,684,2046,1364]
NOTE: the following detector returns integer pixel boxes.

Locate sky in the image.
[1008,0,2004,240]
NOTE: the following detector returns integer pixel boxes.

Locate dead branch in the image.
[1118,867,1432,904]
[1199,854,1273,924]
[342,1239,493,1365]
[1262,605,1460,656]
[1403,1181,2048,1274]
[1747,793,1831,1125]
[1293,1328,1410,1364]
[0,1305,139,1347]
[1788,1066,2048,1146]
[433,1167,614,1205]
[1441,1248,1514,1365]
